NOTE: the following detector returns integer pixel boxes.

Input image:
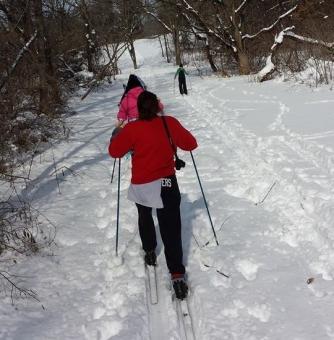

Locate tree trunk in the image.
[173,29,181,65]
[231,4,250,75]
[164,35,170,63]
[158,36,165,58]
[234,28,250,74]
[128,39,138,69]
[205,43,218,73]
[33,0,61,114]
[79,0,97,73]
[84,22,95,73]
[237,50,251,75]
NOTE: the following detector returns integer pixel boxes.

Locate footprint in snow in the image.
[93,305,106,319]
[83,320,122,340]
[99,190,108,199]
[97,218,109,230]
[95,206,106,218]
[234,259,260,281]
[247,303,271,322]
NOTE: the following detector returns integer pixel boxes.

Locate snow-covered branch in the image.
[256,26,294,82]
[243,5,297,40]
[285,31,334,50]
[181,12,206,38]
[178,0,237,52]
[257,24,334,82]
[235,0,248,14]
[81,42,127,100]
[144,10,172,33]
[0,30,37,92]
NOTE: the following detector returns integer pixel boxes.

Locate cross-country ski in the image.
[146,265,158,305]
[175,295,196,340]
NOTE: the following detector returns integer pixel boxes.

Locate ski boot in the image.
[171,273,188,300]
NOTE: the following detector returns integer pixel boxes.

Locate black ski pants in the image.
[136,175,185,274]
[178,75,188,95]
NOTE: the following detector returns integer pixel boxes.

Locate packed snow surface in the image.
[1,38,334,340]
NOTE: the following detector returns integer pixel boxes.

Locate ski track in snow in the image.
[180,76,334,338]
[1,38,334,340]
[186,78,334,269]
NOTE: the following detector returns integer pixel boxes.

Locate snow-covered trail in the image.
[186,76,334,271]
[131,40,334,339]
[180,76,334,339]
[1,38,334,340]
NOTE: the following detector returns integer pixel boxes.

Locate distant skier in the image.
[174,63,188,95]
[109,91,197,299]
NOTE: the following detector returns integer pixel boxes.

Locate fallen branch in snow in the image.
[255,181,277,205]
[50,166,78,178]
[257,27,334,82]
[192,233,201,249]
[256,27,294,82]
[196,215,233,248]
[50,146,61,194]
[203,264,230,278]
[0,271,39,304]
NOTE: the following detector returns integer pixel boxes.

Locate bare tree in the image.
[170,0,305,74]
[122,0,144,69]
[143,0,184,65]
[144,0,331,76]
[258,26,334,82]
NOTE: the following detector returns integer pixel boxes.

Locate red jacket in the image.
[109,116,197,184]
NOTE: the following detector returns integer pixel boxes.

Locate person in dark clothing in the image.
[174,64,188,95]
[109,91,197,299]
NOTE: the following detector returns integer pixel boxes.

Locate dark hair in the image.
[120,74,145,102]
[137,91,160,120]
[126,74,144,91]
[179,63,183,67]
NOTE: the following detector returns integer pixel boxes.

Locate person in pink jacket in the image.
[116,74,163,126]
[117,86,144,124]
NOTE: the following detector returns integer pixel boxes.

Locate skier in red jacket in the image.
[109,91,197,299]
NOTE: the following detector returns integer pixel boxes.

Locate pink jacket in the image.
[117,86,164,122]
[117,87,143,122]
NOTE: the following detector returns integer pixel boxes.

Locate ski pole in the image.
[116,158,121,256]
[190,151,219,246]
[110,158,116,183]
